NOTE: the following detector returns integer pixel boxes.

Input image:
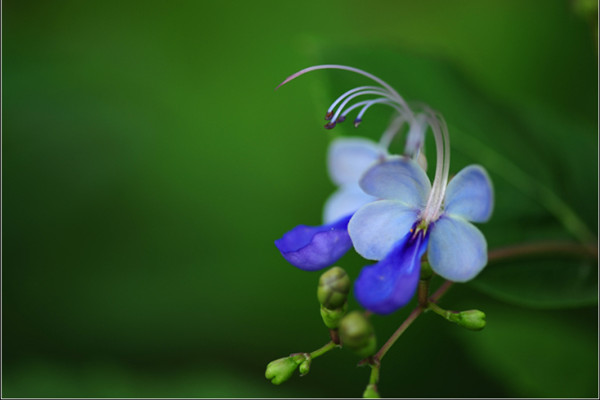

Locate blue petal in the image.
[443,165,493,223]
[323,183,377,224]
[354,228,429,314]
[275,215,353,271]
[327,137,385,186]
[359,157,431,208]
[348,200,419,260]
[427,215,488,282]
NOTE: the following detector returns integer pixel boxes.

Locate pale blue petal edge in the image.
[427,215,488,282]
[359,157,431,209]
[327,137,385,186]
[348,199,419,261]
[444,165,493,223]
[323,183,376,224]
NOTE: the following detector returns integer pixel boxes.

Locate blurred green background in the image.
[3,0,598,397]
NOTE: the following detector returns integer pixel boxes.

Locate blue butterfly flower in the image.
[349,156,493,314]
[275,65,493,315]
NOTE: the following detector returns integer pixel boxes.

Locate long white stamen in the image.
[404,113,427,158]
[330,90,398,124]
[356,98,396,120]
[327,86,388,114]
[379,115,407,149]
[421,108,451,223]
[340,98,403,118]
[432,111,451,213]
[276,64,412,115]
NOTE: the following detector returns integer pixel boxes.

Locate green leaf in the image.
[470,256,598,308]
[453,295,598,397]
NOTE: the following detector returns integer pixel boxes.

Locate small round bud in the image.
[339,311,377,358]
[265,357,299,385]
[363,383,381,398]
[299,357,311,376]
[454,309,486,331]
[320,303,348,329]
[318,266,351,309]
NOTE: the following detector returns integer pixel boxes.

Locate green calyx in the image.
[265,357,299,385]
[419,260,433,280]
[320,303,348,329]
[450,309,486,331]
[318,266,351,309]
[299,357,311,376]
[339,311,377,358]
[265,354,309,385]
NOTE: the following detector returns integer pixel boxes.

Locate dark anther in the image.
[324,122,337,130]
[325,111,334,120]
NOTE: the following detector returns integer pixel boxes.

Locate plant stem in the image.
[310,341,337,359]
[373,278,454,362]
[428,301,452,320]
[368,240,594,364]
[369,361,380,385]
[488,241,598,262]
[417,279,429,307]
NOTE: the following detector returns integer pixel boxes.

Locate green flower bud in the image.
[339,311,377,358]
[299,357,311,376]
[419,260,433,281]
[453,309,486,331]
[320,303,348,329]
[265,357,299,385]
[363,383,381,398]
[318,266,351,309]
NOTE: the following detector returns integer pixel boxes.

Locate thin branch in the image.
[488,241,598,262]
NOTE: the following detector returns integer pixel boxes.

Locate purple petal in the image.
[275,215,353,271]
[354,227,429,315]
[359,157,431,208]
[327,137,385,186]
[444,165,494,223]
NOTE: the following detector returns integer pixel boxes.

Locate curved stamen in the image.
[432,111,451,214]
[276,64,412,116]
[379,115,407,150]
[340,98,402,119]
[404,113,428,158]
[331,90,399,125]
[327,86,389,118]
[421,108,451,223]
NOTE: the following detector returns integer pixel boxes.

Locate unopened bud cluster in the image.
[318,267,351,329]
[449,309,486,331]
[339,311,377,358]
[265,353,310,385]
